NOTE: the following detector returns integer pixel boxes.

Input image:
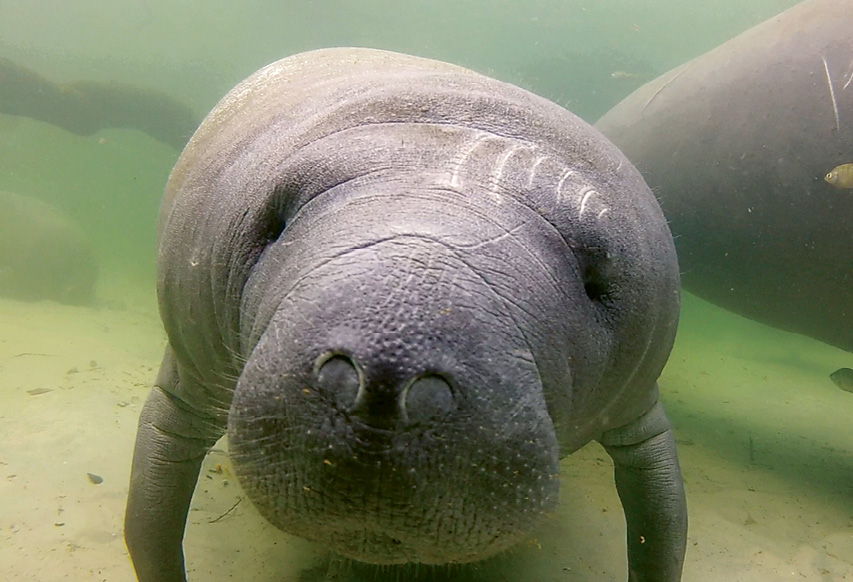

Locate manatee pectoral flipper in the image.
[124,346,223,582]
[600,398,687,582]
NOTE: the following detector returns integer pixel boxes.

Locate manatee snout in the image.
[227,235,561,565]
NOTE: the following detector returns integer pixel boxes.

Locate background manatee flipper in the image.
[596,0,853,353]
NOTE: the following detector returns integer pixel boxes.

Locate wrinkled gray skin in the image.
[0,190,98,305]
[125,48,686,582]
[597,0,853,353]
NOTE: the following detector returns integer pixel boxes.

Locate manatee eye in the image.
[402,374,454,422]
[315,353,362,409]
[582,260,613,305]
[574,244,613,306]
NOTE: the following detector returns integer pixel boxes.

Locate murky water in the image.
[1,1,850,581]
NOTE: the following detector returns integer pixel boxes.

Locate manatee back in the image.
[597,0,853,352]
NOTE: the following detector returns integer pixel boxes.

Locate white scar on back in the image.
[579,188,599,217]
[556,168,576,200]
[489,143,528,198]
[843,54,853,90]
[449,133,490,189]
[527,154,548,188]
[821,55,841,132]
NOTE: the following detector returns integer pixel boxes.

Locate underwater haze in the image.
[0,0,802,295]
[2,1,851,581]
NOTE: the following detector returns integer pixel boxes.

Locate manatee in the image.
[0,56,200,149]
[596,0,853,352]
[0,190,98,305]
[124,48,687,582]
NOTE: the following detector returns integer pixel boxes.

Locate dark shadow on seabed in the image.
[659,294,853,512]
[663,395,853,508]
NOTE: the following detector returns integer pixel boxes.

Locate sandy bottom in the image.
[1,287,851,581]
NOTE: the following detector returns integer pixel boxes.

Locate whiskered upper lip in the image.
[228,425,562,552]
[262,483,549,565]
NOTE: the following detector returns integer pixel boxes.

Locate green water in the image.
[1,2,850,581]
[0,0,799,299]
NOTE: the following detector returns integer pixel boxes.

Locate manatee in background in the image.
[0,56,200,149]
[124,48,687,582]
[596,0,853,353]
[0,190,98,305]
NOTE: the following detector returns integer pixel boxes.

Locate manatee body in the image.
[596,0,853,352]
[125,48,686,582]
[0,190,97,305]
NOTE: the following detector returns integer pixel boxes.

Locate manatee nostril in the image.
[402,374,455,422]
[315,353,362,409]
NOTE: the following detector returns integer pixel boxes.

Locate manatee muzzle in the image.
[228,236,561,564]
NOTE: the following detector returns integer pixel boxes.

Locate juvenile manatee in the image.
[596,0,853,352]
[124,48,687,582]
[0,190,97,305]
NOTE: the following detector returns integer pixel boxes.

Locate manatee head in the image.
[227,193,562,565]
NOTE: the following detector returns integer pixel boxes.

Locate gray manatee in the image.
[124,48,687,582]
[0,56,200,150]
[0,190,98,305]
[596,0,853,353]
